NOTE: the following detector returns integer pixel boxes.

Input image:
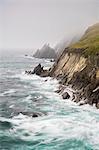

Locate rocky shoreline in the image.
[49,54,99,108]
[25,23,99,109]
[25,63,99,109]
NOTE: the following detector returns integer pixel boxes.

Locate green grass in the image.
[70,23,99,56]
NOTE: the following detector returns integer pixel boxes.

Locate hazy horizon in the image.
[0,0,99,52]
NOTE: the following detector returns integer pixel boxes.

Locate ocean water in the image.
[0,54,99,150]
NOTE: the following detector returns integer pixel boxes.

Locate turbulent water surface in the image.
[0,54,99,150]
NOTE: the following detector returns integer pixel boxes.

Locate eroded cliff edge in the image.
[49,23,99,107]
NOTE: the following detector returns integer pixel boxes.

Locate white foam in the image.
[9,104,15,108]
[13,72,41,81]
[0,89,16,96]
[22,95,33,104]
[0,98,99,149]
[2,67,99,148]
[4,111,98,147]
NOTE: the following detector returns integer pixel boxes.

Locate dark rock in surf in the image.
[55,89,61,93]
[14,111,47,118]
[33,64,43,75]
[25,63,49,77]
[50,59,55,62]
[33,64,49,77]
[62,92,70,99]
[25,64,43,75]
[25,70,32,74]
[32,113,40,117]
[0,121,12,129]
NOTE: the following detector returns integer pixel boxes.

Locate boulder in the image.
[25,64,49,77]
[33,64,43,75]
[25,70,32,74]
[62,92,70,99]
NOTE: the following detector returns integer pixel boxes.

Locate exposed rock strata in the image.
[27,23,99,108]
[49,23,99,108]
[49,47,99,108]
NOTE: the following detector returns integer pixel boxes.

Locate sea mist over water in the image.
[0,49,36,57]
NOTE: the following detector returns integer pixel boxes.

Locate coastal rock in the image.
[33,64,43,75]
[0,121,12,129]
[15,111,46,118]
[25,70,32,74]
[62,92,70,99]
[50,59,55,62]
[25,64,49,77]
[55,89,61,93]
[91,88,99,107]
[79,99,88,106]
[55,85,65,94]
[96,103,99,109]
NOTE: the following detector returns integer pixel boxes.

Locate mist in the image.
[0,0,99,54]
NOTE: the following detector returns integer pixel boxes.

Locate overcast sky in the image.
[0,0,99,50]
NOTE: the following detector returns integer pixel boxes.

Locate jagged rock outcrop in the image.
[25,64,49,77]
[49,23,99,108]
[33,64,43,75]
[33,44,57,59]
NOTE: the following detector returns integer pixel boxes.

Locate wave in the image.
[0,107,99,149]
[0,120,12,130]
[0,89,16,96]
[0,95,99,149]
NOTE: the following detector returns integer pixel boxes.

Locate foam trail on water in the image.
[0,89,16,96]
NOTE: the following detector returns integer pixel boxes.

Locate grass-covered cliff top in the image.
[70,23,99,56]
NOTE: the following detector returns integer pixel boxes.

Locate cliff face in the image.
[50,52,87,82]
[50,23,99,107]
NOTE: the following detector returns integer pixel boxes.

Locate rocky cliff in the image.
[33,44,57,59]
[50,23,99,107]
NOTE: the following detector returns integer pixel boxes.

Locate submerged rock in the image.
[14,111,47,118]
[0,121,12,129]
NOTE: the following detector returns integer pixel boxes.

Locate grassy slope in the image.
[70,23,99,56]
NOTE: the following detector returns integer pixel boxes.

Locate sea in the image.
[0,53,99,150]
